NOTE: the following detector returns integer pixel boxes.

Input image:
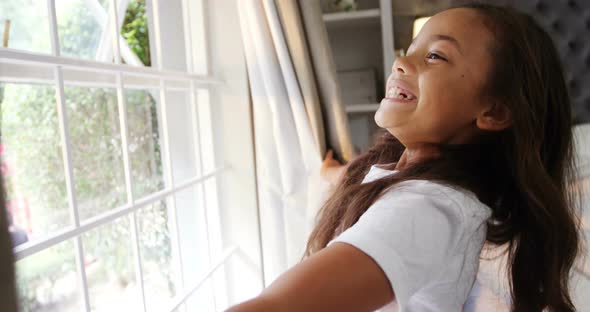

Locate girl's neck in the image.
[395,145,442,171]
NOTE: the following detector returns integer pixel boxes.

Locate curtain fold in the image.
[297,0,356,162]
[274,0,327,158]
[238,0,326,285]
[238,0,355,285]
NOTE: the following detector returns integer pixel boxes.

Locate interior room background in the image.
[0,0,588,311]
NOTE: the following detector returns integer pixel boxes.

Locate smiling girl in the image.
[227,3,583,312]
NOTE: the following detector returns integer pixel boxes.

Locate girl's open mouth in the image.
[386,86,417,101]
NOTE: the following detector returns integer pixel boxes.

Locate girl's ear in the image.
[476,102,512,131]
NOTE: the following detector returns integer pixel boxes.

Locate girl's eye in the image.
[426,52,446,62]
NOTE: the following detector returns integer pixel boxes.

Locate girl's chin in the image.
[374,114,405,130]
[375,103,414,128]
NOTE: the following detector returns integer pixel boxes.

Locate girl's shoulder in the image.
[363,164,492,220]
[382,179,493,220]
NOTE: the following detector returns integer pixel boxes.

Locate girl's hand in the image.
[320,150,348,186]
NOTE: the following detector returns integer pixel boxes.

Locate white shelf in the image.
[322,3,394,152]
[323,8,380,28]
[345,103,380,113]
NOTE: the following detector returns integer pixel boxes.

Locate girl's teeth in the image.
[387,87,415,100]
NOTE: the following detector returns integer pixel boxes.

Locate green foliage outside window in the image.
[122,0,151,66]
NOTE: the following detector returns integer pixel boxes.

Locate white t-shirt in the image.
[327,163,500,311]
[464,242,512,312]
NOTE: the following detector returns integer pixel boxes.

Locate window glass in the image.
[15,240,82,311]
[138,200,177,311]
[0,1,51,53]
[65,86,126,221]
[0,83,70,243]
[56,0,111,60]
[126,89,164,199]
[83,217,141,311]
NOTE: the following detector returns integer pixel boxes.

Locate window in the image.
[0,0,233,311]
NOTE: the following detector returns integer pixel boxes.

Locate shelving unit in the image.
[322,0,394,153]
[345,103,380,113]
[323,8,381,28]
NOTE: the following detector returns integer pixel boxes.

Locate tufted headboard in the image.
[464,0,590,123]
[506,0,590,124]
[397,0,590,123]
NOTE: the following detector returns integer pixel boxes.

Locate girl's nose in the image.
[392,56,414,76]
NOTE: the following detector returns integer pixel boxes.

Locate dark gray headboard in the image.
[507,0,590,124]
[393,0,590,123]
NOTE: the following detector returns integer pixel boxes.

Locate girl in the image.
[227,3,583,311]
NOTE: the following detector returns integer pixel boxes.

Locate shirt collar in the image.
[361,163,399,184]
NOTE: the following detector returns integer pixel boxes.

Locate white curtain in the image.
[237,0,327,285]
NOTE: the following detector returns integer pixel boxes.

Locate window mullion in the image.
[115,71,148,312]
[181,0,194,73]
[54,66,91,312]
[46,0,60,56]
[189,81,216,310]
[150,0,164,70]
[130,214,147,310]
[158,79,187,295]
[109,0,122,64]
[166,245,238,312]
[200,0,212,76]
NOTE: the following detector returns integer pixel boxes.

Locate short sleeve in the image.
[327,181,468,309]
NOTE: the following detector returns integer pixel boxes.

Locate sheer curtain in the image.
[238,0,324,285]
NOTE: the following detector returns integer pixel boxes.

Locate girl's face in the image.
[375,8,497,147]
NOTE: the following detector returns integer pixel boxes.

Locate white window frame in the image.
[0,0,258,310]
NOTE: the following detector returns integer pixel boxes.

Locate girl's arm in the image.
[225,242,394,312]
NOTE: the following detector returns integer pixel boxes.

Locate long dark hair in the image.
[304,3,583,311]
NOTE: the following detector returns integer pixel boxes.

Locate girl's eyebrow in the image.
[408,34,464,55]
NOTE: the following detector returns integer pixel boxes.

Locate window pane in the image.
[185,0,208,75]
[126,89,164,199]
[83,217,141,311]
[56,0,111,60]
[65,86,126,220]
[0,1,51,53]
[166,91,197,183]
[0,83,70,244]
[121,0,152,67]
[138,200,177,311]
[175,185,209,284]
[15,240,82,312]
[54,0,152,65]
